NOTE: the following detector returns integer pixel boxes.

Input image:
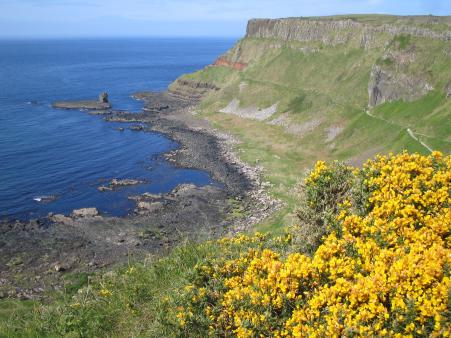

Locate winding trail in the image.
[239,78,442,153]
[365,109,433,153]
[406,128,434,152]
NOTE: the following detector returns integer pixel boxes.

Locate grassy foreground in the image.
[1,151,449,337]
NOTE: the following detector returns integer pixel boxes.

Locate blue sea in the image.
[0,38,236,220]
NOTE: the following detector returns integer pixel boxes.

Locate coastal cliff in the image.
[179,15,450,157]
[246,16,451,46]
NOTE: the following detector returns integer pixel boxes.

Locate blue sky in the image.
[0,0,450,38]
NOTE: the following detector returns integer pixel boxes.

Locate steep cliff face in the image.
[246,17,451,46]
[368,64,433,107]
[177,15,451,154]
[212,15,450,108]
[246,18,368,47]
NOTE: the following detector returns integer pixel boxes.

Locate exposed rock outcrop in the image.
[168,79,220,104]
[72,208,99,218]
[99,92,109,103]
[136,80,219,110]
[246,17,451,47]
[247,18,363,46]
[368,65,432,107]
[220,99,278,121]
[98,178,146,191]
[269,115,322,136]
[53,92,112,110]
[325,126,344,143]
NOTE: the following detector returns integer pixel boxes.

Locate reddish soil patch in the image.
[213,57,247,71]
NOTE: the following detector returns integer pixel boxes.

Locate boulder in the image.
[72,208,99,218]
[172,183,197,196]
[137,201,153,210]
[137,201,163,212]
[141,192,162,199]
[54,256,77,272]
[50,214,74,225]
[54,263,66,272]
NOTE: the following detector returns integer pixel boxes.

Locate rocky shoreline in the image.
[0,90,281,300]
[133,91,282,232]
[52,92,112,110]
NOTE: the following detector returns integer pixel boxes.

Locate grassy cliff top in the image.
[249,14,451,27]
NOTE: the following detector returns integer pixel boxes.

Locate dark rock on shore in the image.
[0,182,234,299]
[133,87,201,114]
[72,208,99,218]
[88,110,112,116]
[129,93,254,195]
[129,192,162,201]
[111,178,145,186]
[52,92,112,110]
[98,178,146,191]
[99,92,109,103]
[53,100,112,110]
[129,125,145,131]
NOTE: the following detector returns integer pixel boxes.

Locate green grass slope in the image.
[175,16,450,229]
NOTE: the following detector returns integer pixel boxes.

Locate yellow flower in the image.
[99,289,112,297]
[177,152,451,337]
[126,266,136,275]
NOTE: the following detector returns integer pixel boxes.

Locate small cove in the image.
[0,38,236,219]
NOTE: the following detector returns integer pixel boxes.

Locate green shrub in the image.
[293,161,356,254]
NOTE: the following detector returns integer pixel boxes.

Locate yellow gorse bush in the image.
[176,152,450,337]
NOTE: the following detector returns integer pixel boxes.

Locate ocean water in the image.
[0,38,236,220]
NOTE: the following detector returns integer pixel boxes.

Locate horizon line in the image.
[0,35,242,41]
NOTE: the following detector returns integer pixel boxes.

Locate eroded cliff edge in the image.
[180,14,450,156]
[226,16,450,107]
[246,16,451,46]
